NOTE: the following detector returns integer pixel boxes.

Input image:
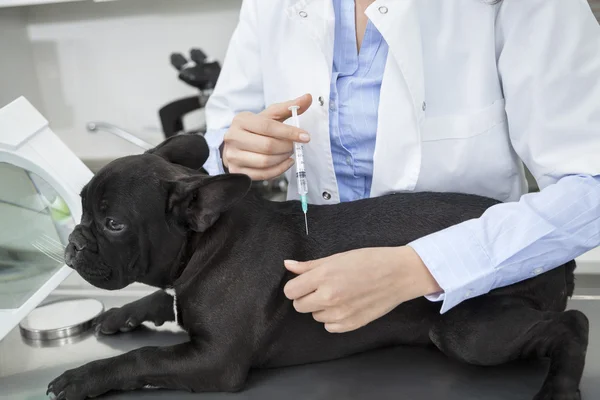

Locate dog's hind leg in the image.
[429,298,589,400]
[93,290,175,335]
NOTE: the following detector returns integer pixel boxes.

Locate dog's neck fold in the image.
[136,230,202,290]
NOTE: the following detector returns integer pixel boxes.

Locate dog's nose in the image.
[67,225,98,258]
[64,243,76,267]
[68,228,89,252]
[73,240,86,252]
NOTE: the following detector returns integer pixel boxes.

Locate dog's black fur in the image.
[49,134,589,400]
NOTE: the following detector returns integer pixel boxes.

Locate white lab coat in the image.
[204,0,600,205]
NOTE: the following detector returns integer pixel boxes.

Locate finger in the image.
[293,293,325,314]
[312,310,329,323]
[260,93,313,122]
[325,309,380,333]
[324,320,363,333]
[239,114,310,143]
[311,307,348,323]
[284,259,323,274]
[283,269,323,300]
[324,323,345,333]
[229,158,295,181]
[225,147,293,169]
[230,132,294,155]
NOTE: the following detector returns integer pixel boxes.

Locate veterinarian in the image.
[202,0,600,333]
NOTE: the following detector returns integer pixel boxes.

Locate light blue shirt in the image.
[330,0,600,312]
[329,0,388,202]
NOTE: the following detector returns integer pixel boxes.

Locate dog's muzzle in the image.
[65,236,84,266]
[64,242,79,267]
[64,226,111,280]
[65,226,90,266]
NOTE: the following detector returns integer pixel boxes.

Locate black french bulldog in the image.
[49,134,589,400]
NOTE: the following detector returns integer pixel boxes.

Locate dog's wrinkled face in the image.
[64,135,251,290]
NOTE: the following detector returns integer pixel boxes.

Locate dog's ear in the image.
[165,173,252,232]
[146,134,210,170]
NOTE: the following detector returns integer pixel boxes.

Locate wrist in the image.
[400,246,442,297]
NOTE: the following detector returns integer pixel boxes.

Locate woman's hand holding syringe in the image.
[222,94,312,181]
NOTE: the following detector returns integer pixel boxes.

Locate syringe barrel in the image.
[289,106,309,197]
[297,175,308,195]
[294,143,305,168]
[294,143,308,195]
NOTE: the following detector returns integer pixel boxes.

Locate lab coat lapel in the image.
[286,0,335,76]
[368,0,425,195]
[368,0,425,123]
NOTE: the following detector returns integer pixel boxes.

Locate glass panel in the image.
[0,162,74,309]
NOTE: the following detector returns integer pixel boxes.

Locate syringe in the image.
[288,105,309,235]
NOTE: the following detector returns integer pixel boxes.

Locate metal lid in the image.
[19,298,104,341]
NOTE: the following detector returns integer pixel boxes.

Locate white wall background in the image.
[21,0,241,161]
[0,8,43,111]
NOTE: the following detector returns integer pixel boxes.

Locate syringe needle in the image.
[304,213,309,235]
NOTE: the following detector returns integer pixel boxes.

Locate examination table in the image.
[1,280,599,400]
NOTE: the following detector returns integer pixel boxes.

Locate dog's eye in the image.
[106,218,125,232]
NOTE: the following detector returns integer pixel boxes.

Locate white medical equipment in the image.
[0,97,93,341]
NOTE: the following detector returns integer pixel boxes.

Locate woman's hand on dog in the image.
[283,246,442,333]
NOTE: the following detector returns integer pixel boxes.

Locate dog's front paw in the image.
[47,367,96,400]
[93,304,155,335]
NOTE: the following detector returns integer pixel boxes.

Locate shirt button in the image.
[298,10,308,18]
[464,290,473,298]
[329,101,336,111]
[322,191,332,200]
[422,101,427,112]
[318,96,325,106]
[345,156,352,165]
[378,6,388,14]
[533,267,543,275]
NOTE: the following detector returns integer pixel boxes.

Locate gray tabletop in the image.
[1,288,599,400]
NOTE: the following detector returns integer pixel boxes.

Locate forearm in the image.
[409,174,600,313]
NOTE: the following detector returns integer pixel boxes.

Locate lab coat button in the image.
[322,191,332,200]
[298,10,308,18]
[378,6,388,14]
[318,96,325,106]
